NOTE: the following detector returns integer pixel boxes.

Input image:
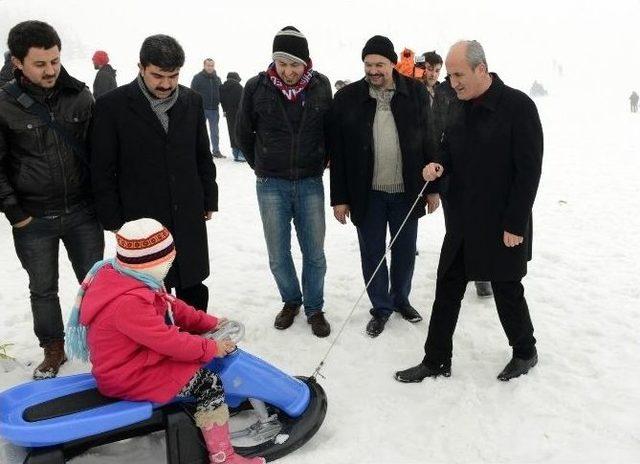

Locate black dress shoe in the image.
[397,305,422,323]
[366,313,389,337]
[274,303,300,330]
[475,281,493,298]
[394,362,451,383]
[497,353,538,381]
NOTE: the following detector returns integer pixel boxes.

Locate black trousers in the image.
[423,245,536,365]
[168,282,209,312]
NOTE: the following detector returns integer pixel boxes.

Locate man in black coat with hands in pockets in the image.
[395,40,543,382]
[91,35,217,312]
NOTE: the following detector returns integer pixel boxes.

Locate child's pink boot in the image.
[201,422,266,464]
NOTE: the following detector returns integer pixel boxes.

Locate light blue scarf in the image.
[65,258,164,362]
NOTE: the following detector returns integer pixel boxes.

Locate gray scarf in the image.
[137,74,179,133]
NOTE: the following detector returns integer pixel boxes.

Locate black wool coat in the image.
[329,71,436,227]
[90,80,218,288]
[437,74,543,281]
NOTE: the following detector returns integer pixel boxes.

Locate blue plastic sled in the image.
[0,348,327,463]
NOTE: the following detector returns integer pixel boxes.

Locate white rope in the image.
[310,181,432,379]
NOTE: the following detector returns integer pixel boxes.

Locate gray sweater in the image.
[369,85,404,193]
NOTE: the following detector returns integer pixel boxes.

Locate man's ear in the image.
[11,56,22,70]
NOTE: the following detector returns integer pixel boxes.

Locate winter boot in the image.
[274,303,300,330]
[366,311,390,337]
[307,312,331,337]
[201,422,265,464]
[33,339,67,380]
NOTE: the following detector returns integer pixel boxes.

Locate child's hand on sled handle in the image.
[215,317,229,328]
[215,338,237,357]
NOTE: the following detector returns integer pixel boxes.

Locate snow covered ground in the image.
[1,1,640,463]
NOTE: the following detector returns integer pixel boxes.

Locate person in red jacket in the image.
[66,218,264,464]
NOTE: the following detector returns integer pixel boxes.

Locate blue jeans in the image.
[356,191,418,317]
[232,147,246,161]
[12,206,104,346]
[256,176,326,316]
[204,109,220,153]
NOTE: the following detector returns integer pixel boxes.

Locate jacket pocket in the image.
[254,97,275,116]
[60,108,91,144]
[7,117,47,155]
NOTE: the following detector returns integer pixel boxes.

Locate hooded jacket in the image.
[80,265,219,403]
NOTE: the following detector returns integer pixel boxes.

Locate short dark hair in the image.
[8,20,61,61]
[422,51,443,66]
[139,34,185,71]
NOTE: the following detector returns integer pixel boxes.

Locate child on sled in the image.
[66,218,264,464]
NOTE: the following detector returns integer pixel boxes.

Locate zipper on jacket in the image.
[49,107,70,213]
[209,77,213,108]
[274,93,297,180]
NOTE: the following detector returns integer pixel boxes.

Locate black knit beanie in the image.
[361,35,397,64]
[272,26,309,65]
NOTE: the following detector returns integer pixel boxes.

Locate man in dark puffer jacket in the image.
[236,26,331,338]
[0,21,104,380]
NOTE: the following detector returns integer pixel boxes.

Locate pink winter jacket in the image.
[80,265,219,403]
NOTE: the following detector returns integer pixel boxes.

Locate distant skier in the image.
[630,91,638,113]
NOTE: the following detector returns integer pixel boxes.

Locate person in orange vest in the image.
[395,47,424,79]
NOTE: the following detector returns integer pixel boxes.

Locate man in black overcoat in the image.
[396,40,543,382]
[91,35,217,311]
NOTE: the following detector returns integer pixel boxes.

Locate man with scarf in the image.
[91,35,217,313]
[330,36,440,337]
[236,26,332,337]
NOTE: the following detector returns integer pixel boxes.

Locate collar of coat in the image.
[14,66,86,95]
[125,77,187,105]
[257,69,320,92]
[199,70,218,79]
[466,72,504,112]
[354,69,410,102]
[123,78,189,137]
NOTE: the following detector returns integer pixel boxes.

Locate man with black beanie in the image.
[330,35,440,337]
[236,26,332,338]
